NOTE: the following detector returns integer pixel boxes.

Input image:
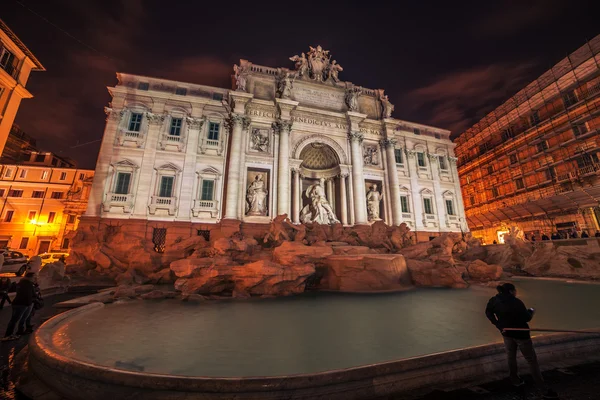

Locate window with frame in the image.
[32,190,44,198]
[79,173,86,180]
[400,196,409,213]
[575,153,599,168]
[59,172,67,180]
[4,168,13,178]
[394,149,403,164]
[491,187,499,198]
[114,172,132,194]
[47,212,56,223]
[201,180,215,201]
[169,118,183,136]
[479,142,492,154]
[438,156,448,170]
[423,198,433,214]
[51,158,58,166]
[515,178,524,190]
[19,169,27,179]
[175,87,187,96]
[128,113,143,132]
[51,191,63,199]
[413,128,421,135]
[529,110,540,127]
[470,196,475,205]
[545,168,555,181]
[417,152,426,167]
[0,46,17,76]
[19,237,29,250]
[434,133,441,139]
[208,122,220,141]
[67,214,76,224]
[158,176,175,197]
[501,127,514,141]
[572,123,589,137]
[536,141,548,152]
[487,165,494,175]
[138,82,149,90]
[62,238,70,249]
[28,211,36,221]
[509,154,518,164]
[0,189,4,197]
[8,190,23,197]
[562,90,578,108]
[445,199,455,216]
[35,154,45,162]
[41,170,48,179]
[212,93,223,101]
[4,210,14,222]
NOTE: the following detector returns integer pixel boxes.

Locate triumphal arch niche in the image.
[233,45,402,227]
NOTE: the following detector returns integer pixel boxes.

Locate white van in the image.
[39,252,69,267]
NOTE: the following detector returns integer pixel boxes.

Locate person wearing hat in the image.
[485,283,558,399]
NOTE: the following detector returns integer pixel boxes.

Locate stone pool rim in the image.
[27,302,600,399]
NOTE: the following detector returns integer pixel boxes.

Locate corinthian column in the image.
[339,173,348,225]
[292,168,301,224]
[224,114,249,219]
[382,139,402,225]
[348,131,368,224]
[273,120,293,216]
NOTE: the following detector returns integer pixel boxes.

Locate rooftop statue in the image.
[233,64,248,92]
[289,45,343,83]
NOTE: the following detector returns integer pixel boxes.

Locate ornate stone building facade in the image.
[87,47,466,240]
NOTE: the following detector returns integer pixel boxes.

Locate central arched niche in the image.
[299,143,340,171]
[298,142,343,223]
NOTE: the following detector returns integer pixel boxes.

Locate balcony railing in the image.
[158,133,185,151]
[206,139,219,147]
[425,214,436,220]
[578,165,597,176]
[102,193,134,213]
[149,196,177,215]
[116,129,146,147]
[192,199,219,218]
[402,213,412,219]
[556,172,573,182]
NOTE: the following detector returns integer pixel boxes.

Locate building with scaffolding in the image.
[455,35,600,244]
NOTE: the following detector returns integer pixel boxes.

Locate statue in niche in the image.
[276,71,295,99]
[233,64,248,92]
[289,53,309,78]
[366,184,383,221]
[379,93,394,118]
[345,86,362,112]
[327,60,343,83]
[300,178,340,224]
[363,146,379,165]
[246,174,268,216]
[250,128,269,152]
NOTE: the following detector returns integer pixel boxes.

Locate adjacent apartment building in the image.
[0,19,44,155]
[455,35,600,244]
[0,151,94,256]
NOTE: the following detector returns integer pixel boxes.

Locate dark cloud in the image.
[402,62,537,136]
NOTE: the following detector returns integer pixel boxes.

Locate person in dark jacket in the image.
[2,273,36,340]
[22,281,43,334]
[581,231,589,238]
[485,283,558,399]
[0,277,11,309]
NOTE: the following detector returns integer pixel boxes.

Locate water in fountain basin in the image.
[53,279,600,377]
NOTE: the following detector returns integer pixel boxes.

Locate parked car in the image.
[39,252,69,266]
[0,250,29,276]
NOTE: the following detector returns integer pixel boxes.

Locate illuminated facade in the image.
[87,46,467,240]
[0,19,45,156]
[0,153,93,256]
[455,35,600,243]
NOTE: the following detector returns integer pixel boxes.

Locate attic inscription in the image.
[293,86,345,110]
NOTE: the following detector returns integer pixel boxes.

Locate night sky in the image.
[3,0,599,169]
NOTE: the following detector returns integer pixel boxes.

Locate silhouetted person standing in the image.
[2,273,35,340]
[581,231,589,238]
[485,283,558,399]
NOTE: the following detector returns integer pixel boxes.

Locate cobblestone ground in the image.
[1,292,600,400]
[0,292,84,400]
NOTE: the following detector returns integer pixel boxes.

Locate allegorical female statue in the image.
[366,184,383,221]
[246,174,268,216]
[300,178,339,224]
